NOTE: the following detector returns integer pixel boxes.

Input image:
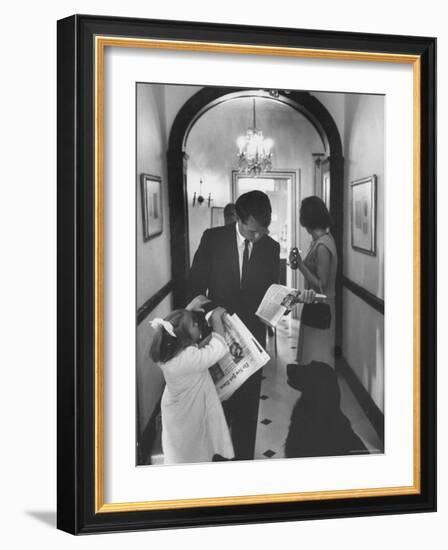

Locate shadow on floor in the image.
[25,510,56,528]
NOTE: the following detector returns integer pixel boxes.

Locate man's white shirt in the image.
[235,222,253,282]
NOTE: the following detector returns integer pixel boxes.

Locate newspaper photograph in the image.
[209,313,270,401]
[256,284,328,327]
[255,284,301,328]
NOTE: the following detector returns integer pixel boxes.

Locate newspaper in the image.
[209,313,270,401]
[255,284,301,328]
[255,284,327,328]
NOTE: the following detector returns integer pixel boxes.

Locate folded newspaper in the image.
[209,313,270,401]
[255,284,327,328]
[255,284,301,328]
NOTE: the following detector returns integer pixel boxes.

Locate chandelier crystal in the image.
[236,98,273,176]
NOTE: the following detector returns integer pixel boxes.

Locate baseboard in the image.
[337,357,384,446]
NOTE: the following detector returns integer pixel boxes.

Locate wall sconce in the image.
[192,179,212,207]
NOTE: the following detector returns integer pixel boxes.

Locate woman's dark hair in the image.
[235,190,272,228]
[299,196,333,230]
[149,309,197,364]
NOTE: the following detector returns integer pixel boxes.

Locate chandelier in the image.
[236,98,273,176]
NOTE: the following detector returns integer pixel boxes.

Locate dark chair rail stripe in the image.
[137,281,173,325]
[336,357,384,446]
[342,276,384,315]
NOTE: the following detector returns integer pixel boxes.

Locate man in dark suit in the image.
[189,190,280,460]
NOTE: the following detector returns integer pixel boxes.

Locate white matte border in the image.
[104,45,414,504]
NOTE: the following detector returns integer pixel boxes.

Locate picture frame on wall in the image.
[57,14,436,534]
[350,175,377,255]
[140,174,163,241]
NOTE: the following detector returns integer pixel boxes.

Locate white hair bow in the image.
[149,318,177,338]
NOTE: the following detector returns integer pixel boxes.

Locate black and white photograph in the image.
[136,83,385,467]
[0,0,443,543]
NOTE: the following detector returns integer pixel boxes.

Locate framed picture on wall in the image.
[57,14,436,535]
[350,175,377,255]
[140,174,163,241]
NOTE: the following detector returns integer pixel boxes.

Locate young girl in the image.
[149,305,234,464]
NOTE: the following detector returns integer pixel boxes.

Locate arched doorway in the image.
[167,87,344,351]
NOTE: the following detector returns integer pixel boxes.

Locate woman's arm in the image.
[299,244,331,292]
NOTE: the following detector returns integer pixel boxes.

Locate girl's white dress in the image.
[159,332,234,464]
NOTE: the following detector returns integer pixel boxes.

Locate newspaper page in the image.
[255,284,300,328]
[209,313,270,401]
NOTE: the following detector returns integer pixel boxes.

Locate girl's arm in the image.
[209,306,226,338]
[178,333,228,374]
[186,294,211,312]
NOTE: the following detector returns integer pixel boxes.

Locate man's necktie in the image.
[241,239,250,289]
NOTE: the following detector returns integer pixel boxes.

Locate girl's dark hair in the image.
[299,196,333,230]
[149,309,197,363]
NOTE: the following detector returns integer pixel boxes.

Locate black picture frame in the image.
[350,175,377,255]
[57,14,436,535]
[140,174,163,241]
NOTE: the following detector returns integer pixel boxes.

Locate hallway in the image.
[136,83,387,469]
[254,316,383,460]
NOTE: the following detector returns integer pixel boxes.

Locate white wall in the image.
[164,83,202,139]
[2,1,445,549]
[136,83,172,307]
[136,83,172,430]
[342,94,385,410]
[136,83,204,431]
[312,91,345,145]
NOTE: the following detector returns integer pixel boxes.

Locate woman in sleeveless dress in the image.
[290,196,338,368]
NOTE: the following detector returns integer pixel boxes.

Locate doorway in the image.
[232,170,299,290]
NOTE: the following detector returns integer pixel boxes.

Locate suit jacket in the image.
[189,223,280,345]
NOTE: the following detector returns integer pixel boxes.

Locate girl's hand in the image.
[301,289,316,303]
[210,306,226,322]
[186,294,211,312]
[210,307,227,337]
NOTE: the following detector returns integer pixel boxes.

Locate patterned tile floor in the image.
[254,316,383,460]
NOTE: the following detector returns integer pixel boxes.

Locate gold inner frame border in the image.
[94,36,421,513]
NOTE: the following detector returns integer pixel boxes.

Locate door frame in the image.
[231,169,299,289]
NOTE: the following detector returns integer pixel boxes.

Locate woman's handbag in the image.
[301,283,331,330]
[301,302,331,329]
